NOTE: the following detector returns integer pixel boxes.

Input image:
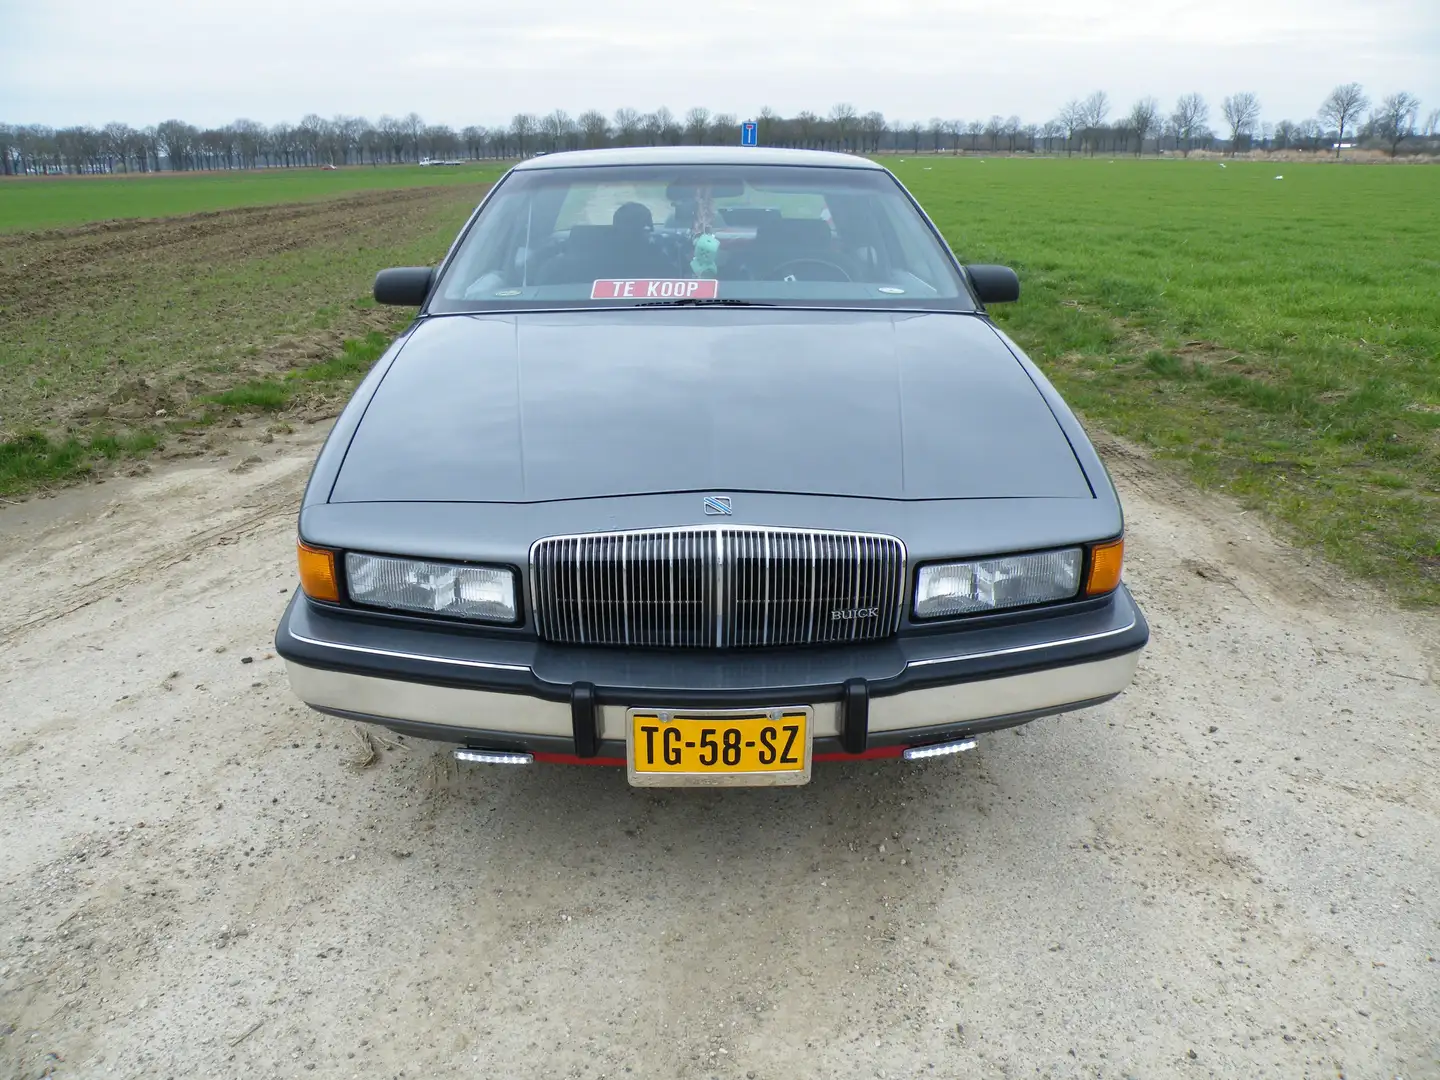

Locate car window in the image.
[429,163,970,311]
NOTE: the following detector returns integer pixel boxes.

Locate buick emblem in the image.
[703,495,732,516]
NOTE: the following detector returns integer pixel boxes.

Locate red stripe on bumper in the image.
[532,753,628,766]
[814,745,905,762]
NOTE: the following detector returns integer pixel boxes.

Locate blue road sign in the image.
[741,121,758,147]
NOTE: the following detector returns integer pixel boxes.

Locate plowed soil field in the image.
[0,183,489,455]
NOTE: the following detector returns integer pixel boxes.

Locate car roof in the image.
[510,145,885,171]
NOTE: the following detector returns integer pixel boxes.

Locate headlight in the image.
[345,553,517,623]
[914,548,1083,618]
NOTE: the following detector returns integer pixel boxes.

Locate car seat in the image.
[748,216,847,279]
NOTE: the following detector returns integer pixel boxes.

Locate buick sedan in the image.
[274,145,1149,787]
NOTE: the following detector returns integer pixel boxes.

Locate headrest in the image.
[612,202,654,231]
[755,216,833,248]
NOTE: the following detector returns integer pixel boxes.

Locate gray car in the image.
[275,145,1148,787]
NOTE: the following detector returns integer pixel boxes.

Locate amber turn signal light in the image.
[297,541,340,602]
[1085,538,1124,596]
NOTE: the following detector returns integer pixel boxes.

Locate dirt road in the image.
[1,431,1437,1079]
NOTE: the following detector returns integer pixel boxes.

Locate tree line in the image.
[3,86,1434,175]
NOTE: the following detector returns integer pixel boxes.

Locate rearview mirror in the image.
[374,266,435,306]
[965,264,1020,305]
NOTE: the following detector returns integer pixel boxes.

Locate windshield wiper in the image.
[633,297,776,308]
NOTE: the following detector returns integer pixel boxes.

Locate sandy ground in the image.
[1,429,1437,1080]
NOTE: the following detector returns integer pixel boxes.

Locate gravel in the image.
[0,429,1436,1079]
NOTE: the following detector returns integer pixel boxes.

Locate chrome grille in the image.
[530,527,905,648]
[531,529,715,647]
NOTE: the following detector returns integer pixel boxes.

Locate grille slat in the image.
[533,527,904,648]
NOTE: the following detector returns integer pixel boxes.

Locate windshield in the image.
[428,163,971,312]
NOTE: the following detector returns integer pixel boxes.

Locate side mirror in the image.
[965,264,1020,304]
[373,266,435,306]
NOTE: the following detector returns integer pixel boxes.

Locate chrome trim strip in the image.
[528,523,906,542]
[806,531,817,643]
[715,526,726,647]
[286,629,533,673]
[903,615,1139,669]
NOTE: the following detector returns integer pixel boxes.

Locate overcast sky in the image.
[3,0,1437,130]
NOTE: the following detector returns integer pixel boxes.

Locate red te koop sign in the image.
[590,278,719,300]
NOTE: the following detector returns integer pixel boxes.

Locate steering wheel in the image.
[767,257,853,283]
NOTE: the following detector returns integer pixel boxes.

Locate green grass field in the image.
[0,163,505,232]
[887,156,1440,604]
[2,157,1437,603]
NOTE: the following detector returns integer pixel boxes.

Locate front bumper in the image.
[275,585,1148,762]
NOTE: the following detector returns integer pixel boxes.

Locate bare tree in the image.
[156,118,197,170]
[683,107,711,145]
[757,106,779,145]
[577,110,609,148]
[335,115,365,164]
[946,119,963,154]
[1040,119,1061,153]
[460,125,486,160]
[1126,97,1159,155]
[125,123,153,170]
[1319,83,1368,156]
[652,106,679,146]
[422,124,459,161]
[102,121,136,171]
[541,110,570,152]
[374,115,402,163]
[793,110,818,148]
[861,110,886,154]
[613,107,642,145]
[710,113,738,145]
[983,114,1003,152]
[509,113,537,157]
[1371,92,1421,156]
[1081,91,1110,154]
[830,103,858,151]
[236,119,268,168]
[1004,115,1021,152]
[397,112,422,162]
[1057,100,1084,156]
[927,117,946,152]
[1170,93,1208,156]
[1221,92,1261,155]
[1425,108,1440,137]
[35,94,1417,174]
[298,114,330,164]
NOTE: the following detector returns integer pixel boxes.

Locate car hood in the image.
[329,310,1092,503]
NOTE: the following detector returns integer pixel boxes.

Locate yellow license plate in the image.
[627,709,812,787]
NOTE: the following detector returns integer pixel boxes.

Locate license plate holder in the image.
[626,707,813,787]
